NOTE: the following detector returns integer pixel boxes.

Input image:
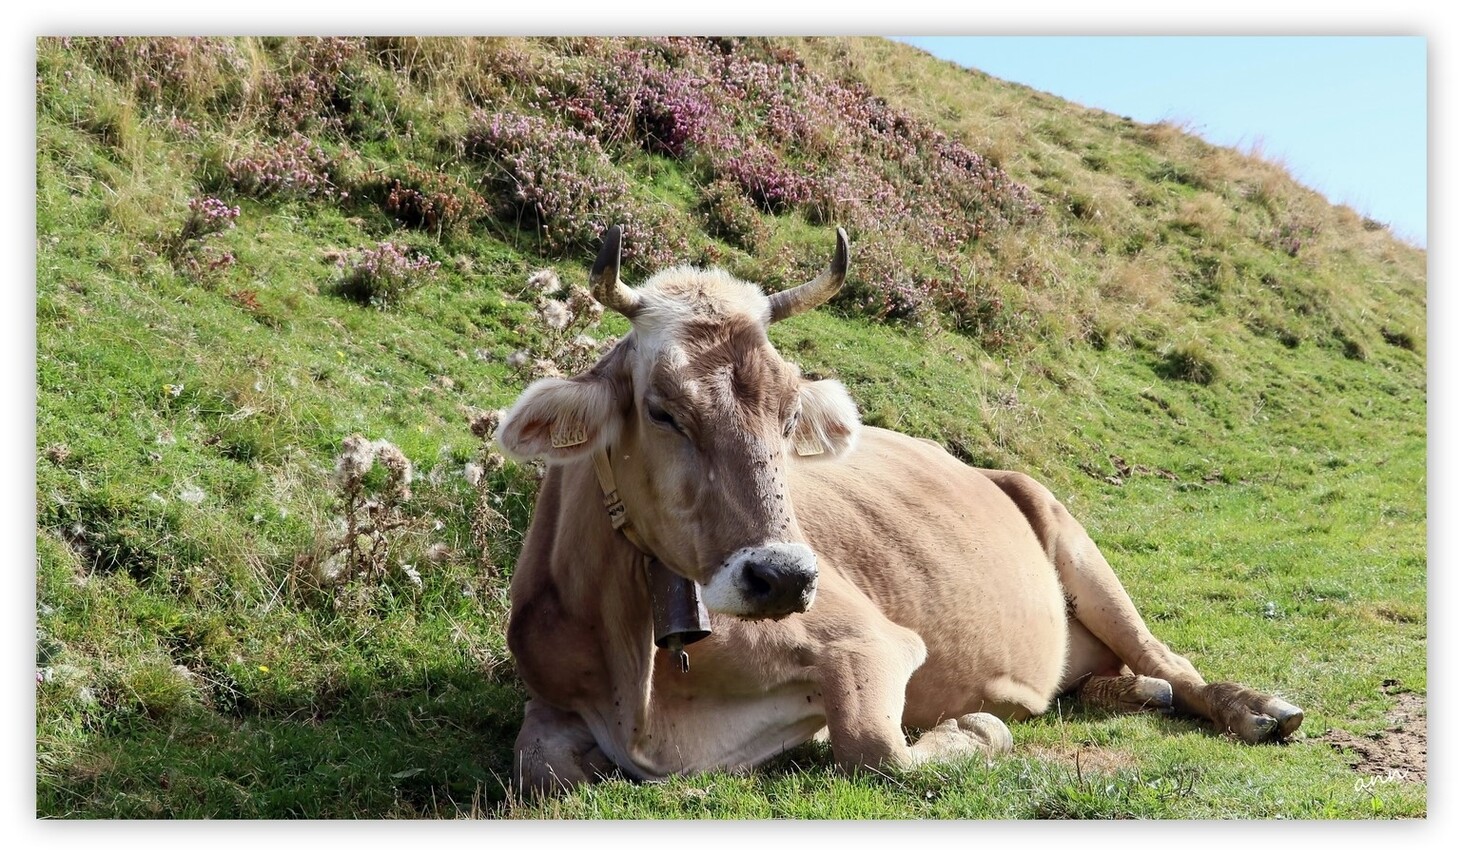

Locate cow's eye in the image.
[647,402,682,434]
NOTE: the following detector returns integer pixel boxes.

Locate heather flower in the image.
[718,147,812,213]
[77,36,249,105]
[496,36,1045,332]
[179,196,239,242]
[254,37,364,132]
[167,115,199,139]
[374,165,488,233]
[337,241,440,307]
[226,133,335,200]
[464,110,692,268]
[136,36,1052,336]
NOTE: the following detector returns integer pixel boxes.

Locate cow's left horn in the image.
[590,225,642,319]
[769,227,849,324]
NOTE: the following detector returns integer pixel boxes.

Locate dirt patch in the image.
[1027,743,1139,776]
[1325,687,1427,783]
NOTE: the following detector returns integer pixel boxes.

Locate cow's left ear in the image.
[495,372,623,463]
[792,378,860,460]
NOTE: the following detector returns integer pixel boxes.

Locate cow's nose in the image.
[702,543,819,618]
[740,558,817,616]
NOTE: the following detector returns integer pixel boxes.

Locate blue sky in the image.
[897,36,1428,248]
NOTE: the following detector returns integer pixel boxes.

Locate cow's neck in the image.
[589,447,712,669]
[526,454,715,771]
[542,458,662,755]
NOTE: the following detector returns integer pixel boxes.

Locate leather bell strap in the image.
[591,447,713,671]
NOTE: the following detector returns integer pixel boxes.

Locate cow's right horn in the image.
[769,227,849,323]
[589,225,642,319]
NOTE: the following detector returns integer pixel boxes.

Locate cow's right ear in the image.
[495,373,623,463]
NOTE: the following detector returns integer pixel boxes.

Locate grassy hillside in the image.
[34,36,1426,818]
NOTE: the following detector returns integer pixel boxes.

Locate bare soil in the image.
[1324,686,1426,783]
[1027,743,1139,775]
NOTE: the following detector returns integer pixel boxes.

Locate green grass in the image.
[35,36,1425,819]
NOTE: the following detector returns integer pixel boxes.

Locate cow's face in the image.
[496,229,858,619]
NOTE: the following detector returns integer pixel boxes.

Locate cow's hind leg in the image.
[1061,619,1174,713]
[1057,531,1303,741]
[985,471,1303,743]
[513,698,616,798]
[1080,674,1175,713]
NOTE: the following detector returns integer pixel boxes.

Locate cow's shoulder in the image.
[509,566,603,708]
[506,470,618,710]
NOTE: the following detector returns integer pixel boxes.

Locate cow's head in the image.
[497,227,860,619]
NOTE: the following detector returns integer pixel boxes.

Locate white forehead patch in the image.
[632,267,771,336]
[618,267,775,381]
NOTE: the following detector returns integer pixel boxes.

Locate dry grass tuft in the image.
[1098,252,1174,314]
[1172,192,1230,241]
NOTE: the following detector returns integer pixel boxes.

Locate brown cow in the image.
[497,227,1303,795]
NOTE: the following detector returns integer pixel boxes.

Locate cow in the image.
[496,227,1304,796]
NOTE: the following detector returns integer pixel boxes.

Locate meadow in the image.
[35,36,1425,818]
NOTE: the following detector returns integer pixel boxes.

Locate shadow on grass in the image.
[38,663,528,819]
[39,668,1297,820]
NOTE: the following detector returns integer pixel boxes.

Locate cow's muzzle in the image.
[702,543,818,618]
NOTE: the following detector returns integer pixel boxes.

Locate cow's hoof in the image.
[1267,698,1305,739]
[1080,674,1174,712]
[912,712,1014,764]
[1207,682,1305,742]
[1140,677,1175,710]
[954,712,1014,756]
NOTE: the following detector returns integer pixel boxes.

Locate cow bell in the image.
[646,558,711,673]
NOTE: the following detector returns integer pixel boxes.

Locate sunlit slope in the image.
[36,37,1424,818]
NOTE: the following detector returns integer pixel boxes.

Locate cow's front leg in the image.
[512,698,617,797]
[816,624,1013,773]
[908,713,1014,764]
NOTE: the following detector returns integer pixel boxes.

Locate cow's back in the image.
[788,426,1069,723]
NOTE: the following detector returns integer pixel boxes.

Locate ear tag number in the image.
[794,433,825,457]
[551,422,588,449]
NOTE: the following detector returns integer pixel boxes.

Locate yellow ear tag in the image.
[794,432,825,457]
[551,421,588,449]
